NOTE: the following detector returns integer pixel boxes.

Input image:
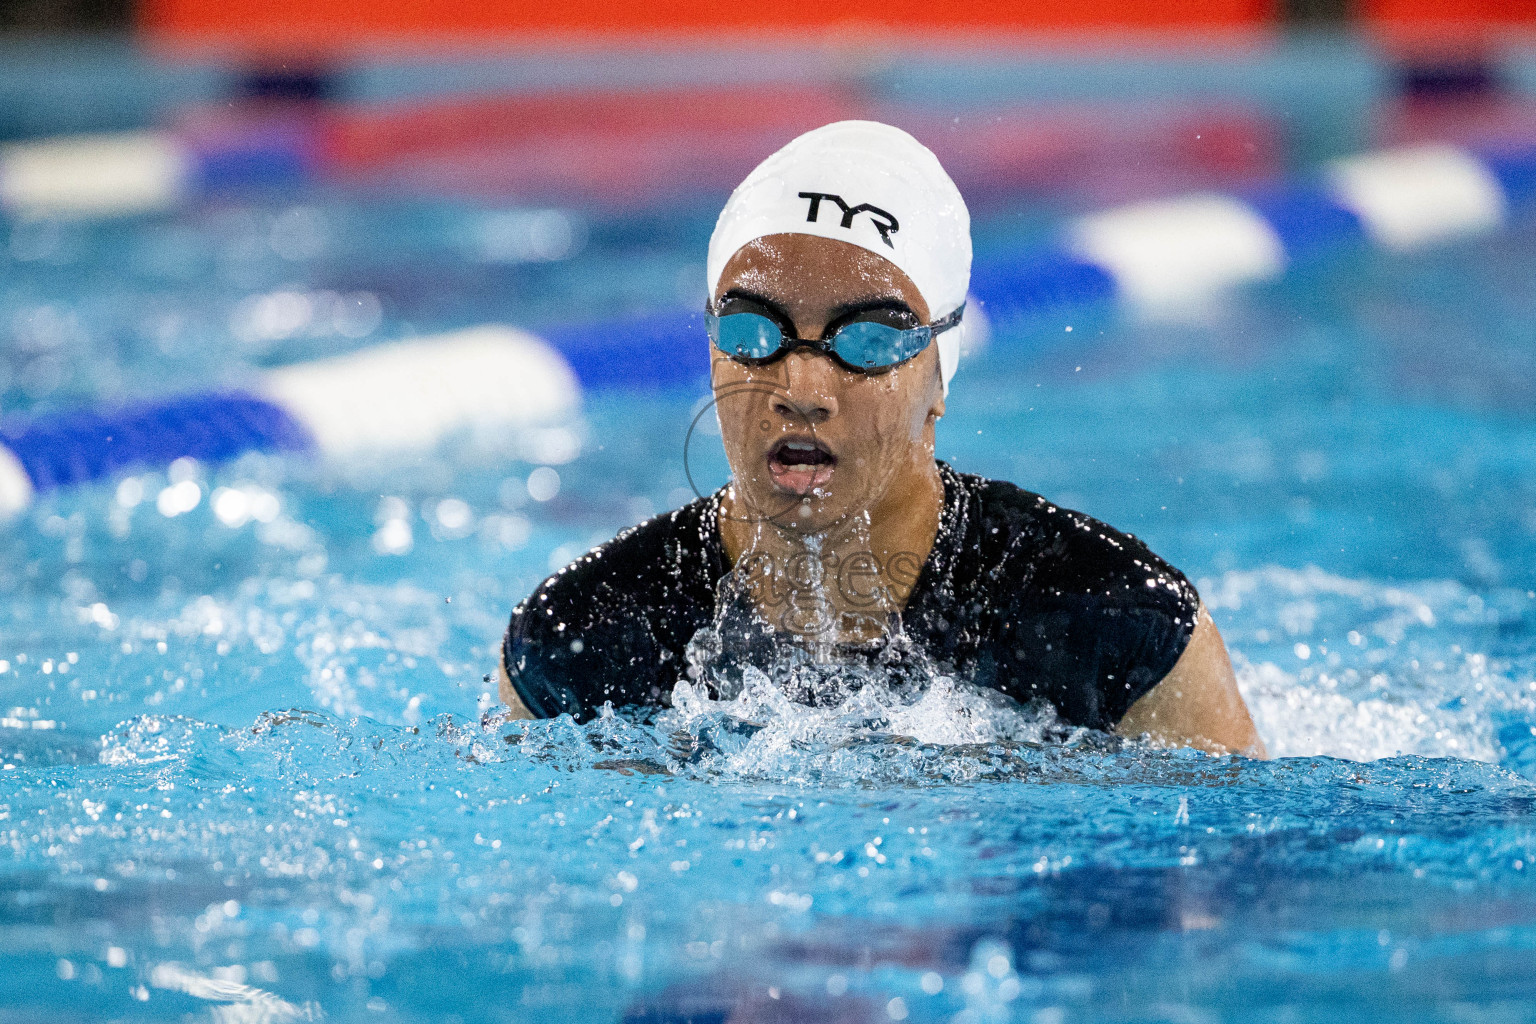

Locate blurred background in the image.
[9,5,1536,1023]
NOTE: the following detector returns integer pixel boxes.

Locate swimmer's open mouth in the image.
[767,437,836,496]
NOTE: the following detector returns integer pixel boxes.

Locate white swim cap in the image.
[707,120,973,389]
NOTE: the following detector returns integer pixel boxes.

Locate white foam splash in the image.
[1236,657,1500,762]
[659,596,1071,782]
[99,714,210,766]
[1205,565,1534,763]
[150,962,321,1023]
[670,664,1054,748]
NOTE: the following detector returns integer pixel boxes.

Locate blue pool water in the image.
[6,56,1536,1024]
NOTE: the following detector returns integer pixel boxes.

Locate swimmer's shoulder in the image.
[953,469,1197,611]
[502,494,724,719]
[511,493,724,625]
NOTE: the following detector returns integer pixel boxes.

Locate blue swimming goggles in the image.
[706,303,964,373]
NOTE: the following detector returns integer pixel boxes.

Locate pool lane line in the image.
[0,90,1274,218]
[0,85,859,219]
[0,327,580,518]
[0,142,1532,518]
[976,143,1536,321]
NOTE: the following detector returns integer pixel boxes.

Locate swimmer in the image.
[498,121,1266,757]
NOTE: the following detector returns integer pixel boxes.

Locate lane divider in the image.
[0,327,579,518]
[0,85,857,218]
[0,88,1275,218]
[0,142,1531,518]
[973,142,1536,321]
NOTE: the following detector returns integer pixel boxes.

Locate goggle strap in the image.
[705,302,965,370]
[929,303,965,335]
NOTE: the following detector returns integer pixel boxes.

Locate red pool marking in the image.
[142,0,1276,50]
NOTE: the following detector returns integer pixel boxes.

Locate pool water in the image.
[6,69,1536,1024]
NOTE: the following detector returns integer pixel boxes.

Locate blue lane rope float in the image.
[3,393,311,493]
[1,142,1534,518]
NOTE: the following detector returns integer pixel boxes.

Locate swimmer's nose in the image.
[774,349,839,424]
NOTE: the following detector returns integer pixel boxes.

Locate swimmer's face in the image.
[710,233,945,535]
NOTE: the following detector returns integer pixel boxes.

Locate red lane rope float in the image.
[314,85,865,175]
[328,88,871,206]
[877,103,1279,207]
[9,85,1276,220]
[1376,95,1536,152]
[172,85,1277,206]
[165,84,867,207]
[354,105,1278,207]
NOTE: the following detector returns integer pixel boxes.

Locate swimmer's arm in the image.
[1115,606,1268,758]
[496,660,535,720]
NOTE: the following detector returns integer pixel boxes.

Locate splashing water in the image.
[647,547,1083,784]
[1206,566,1536,763]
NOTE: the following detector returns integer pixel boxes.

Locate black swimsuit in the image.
[502,463,1199,730]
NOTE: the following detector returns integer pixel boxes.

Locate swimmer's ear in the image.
[928,357,946,421]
